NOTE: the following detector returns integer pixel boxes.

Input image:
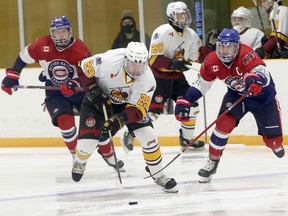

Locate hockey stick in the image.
[102,103,122,184]
[144,90,251,179]
[252,0,266,33]
[13,85,84,91]
[271,2,282,55]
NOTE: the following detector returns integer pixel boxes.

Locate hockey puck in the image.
[129,201,138,205]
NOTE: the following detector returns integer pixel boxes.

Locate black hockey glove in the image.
[38,71,46,82]
[170,58,191,71]
[261,35,269,46]
[86,85,112,112]
[255,47,267,59]
[271,49,282,59]
[101,113,127,137]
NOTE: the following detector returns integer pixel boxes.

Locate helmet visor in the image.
[124,59,147,78]
[50,27,72,47]
[216,42,239,63]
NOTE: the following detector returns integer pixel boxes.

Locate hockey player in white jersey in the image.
[72,42,177,193]
[121,1,205,152]
[256,0,288,58]
[231,6,264,50]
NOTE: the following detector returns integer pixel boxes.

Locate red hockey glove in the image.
[175,97,192,122]
[1,68,20,95]
[244,73,263,96]
[60,79,80,96]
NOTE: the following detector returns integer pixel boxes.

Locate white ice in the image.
[0,145,288,216]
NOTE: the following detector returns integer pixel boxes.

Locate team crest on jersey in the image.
[172,41,185,59]
[154,95,163,103]
[85,116,96,127]
[109,87,129,104]
[225,76,245,92]
[48,59,74,85]
[153,33,160,40]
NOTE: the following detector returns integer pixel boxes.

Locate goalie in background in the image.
[231,6,264,50]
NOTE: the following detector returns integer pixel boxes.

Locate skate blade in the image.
[162,186,179,193]
[113,167,126,173]
[181,146,206,152]
[199,176,212,183]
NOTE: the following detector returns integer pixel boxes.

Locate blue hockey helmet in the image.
[50,16,72,47]
[216,28,240,63]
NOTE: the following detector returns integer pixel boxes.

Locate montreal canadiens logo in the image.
[86,117,96,127]
[48,60,75,85]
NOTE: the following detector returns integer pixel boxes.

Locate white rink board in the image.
[0,59,287,138]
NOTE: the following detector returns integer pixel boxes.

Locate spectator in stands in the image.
[111,9,151,49]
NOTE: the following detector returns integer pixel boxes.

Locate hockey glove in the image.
[244,73,263,96]
[38,70,46,82]
[261,35,269,46]
[1,68,20,95]
[86,85,112,112]
[60,78,81,96]
[175,97,192,122]
[170,58,191,71]
[102,113,127,137]
[255,47,267,59]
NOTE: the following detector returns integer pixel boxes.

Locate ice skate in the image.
[72,161,86,182]
[120,130,135,153]
[272,145,285,158]
[145,166,178,193]
[98,150,126,172]
[179,129,205,151]
[198,159,219,183]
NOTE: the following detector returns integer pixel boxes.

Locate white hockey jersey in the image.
[236,27,264,50]
[149,23,200,61]
[79,48,156,111]
[270,5,288,41]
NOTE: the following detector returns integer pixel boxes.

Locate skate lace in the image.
[203,159,216,171]
[72,162,86,174]
[155,175,171,186]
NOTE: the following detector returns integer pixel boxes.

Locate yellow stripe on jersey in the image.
[271,32,288,43]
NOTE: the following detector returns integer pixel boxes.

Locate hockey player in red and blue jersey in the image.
[1,16,91,161]
[175,28,284,183]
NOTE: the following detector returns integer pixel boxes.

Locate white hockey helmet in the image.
[166,1,192,28]
[231,6,252,33]
[124,42,148,78]
[261,0,281,13]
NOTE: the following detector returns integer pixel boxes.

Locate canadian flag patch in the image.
[211,65,219,72]
[42,46,51,52]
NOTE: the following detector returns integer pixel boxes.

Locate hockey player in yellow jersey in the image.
[72,42,177,193]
